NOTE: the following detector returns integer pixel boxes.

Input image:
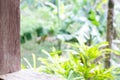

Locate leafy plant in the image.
[21,54,37,69]
[38,42,116,80]
[20,0,106,45]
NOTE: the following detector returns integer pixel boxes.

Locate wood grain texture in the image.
[0,70,63,80]
[0,0,20,74]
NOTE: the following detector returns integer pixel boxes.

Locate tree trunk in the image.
[0,0,20,75]
[105,0,114,68]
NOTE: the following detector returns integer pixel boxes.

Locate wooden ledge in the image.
[0,70,63,80]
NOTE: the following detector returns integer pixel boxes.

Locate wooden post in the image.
[0,0,20,75]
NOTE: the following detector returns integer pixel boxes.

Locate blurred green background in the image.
[20,0,120,79]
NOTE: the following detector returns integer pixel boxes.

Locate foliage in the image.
[37,42,115,80]
[20,0,108,44]
[21,54,37,69]
[20,0,120,79]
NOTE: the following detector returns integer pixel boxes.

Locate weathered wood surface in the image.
[0,70,63,80]
[0,0,20,75]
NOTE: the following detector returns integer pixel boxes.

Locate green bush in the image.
[38,42,115,80]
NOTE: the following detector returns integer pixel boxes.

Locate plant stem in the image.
[57,0,62,51]
[105,0,114,68]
